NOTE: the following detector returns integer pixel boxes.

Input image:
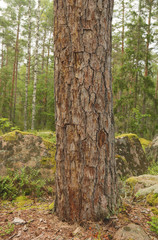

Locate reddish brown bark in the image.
[10,9,20,121]
[54,0,117,222]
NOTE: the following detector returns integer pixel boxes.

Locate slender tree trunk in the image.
[24,0,31,131]
[6,45,8,67]
[135,0,142,108]
[54,0,117,222]
[41,28,46,72]
[143,0,152,115]
[10,8,20,121]
[13,58,19,123]
[43,32,51,127]
[121,0,125,65]
[155,72,158,99]
[31,0,40,130]
[0,39,4,92]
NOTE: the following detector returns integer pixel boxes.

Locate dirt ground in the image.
[0,197,157,240]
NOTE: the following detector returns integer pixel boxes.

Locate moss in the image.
[12,195,33,208]
[151,207,158,215]
[2,130,33,141]
[2,131,18,141]
[43,139,56,172]
[139,138,151,152]
[126,177,138,187]
[116,133,138,140]
[49,202,54,210]
[115,154,127,163]
[146,193,158,206]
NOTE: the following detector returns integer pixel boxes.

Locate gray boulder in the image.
[113,223,150,240]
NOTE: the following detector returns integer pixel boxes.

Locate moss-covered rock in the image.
[126,175,158,206]
[146,135,158,163]
[115,133,150,178]
[0,130,56,179]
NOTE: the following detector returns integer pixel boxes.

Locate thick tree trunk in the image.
[24,0,31,131]
[54,0,117,222]
[31,0,40,130]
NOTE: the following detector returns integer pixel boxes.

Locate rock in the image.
[113,223,150,240]
[73,227,82,236]
[23,225,28,232]
[147,135,158,162]
[136,183,158,196]
[115,134,149,178]
[13,217,26,225]
[126,175,158,193]
[17,230,22,237]
[126,175,158,206]
[0,130,56,179]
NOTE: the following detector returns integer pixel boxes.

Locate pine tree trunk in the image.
[24,0,31,131]
[31,0,40,130]
[143,0,152,115]
[41,28,46,72]
[43,32,51,127]
[135,0,142,108]
[54,0,117,222]
[0,40,4,90]
[10,8,20,121]
[155,72,158,99]
[121,0,125,64]
[13,58,19,123]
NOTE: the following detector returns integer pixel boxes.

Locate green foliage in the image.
[0,167,50,200]
[113,0,158,139]
[0,222,14,236]
[37,131,56,143]
[148,216,158,235]
[0,118,19,134]
[147,162,158,175]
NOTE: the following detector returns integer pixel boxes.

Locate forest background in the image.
[0,0,158,139]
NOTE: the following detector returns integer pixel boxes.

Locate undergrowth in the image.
[147,162,158,175]
[0,222,14,236]
[148,216,158,235]
[0,167,53,200]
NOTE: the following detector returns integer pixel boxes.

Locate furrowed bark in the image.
[54,0,117,222]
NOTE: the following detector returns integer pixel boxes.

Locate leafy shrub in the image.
[0,118,19,134]
[0,167,51,200]
[148,216,158,235]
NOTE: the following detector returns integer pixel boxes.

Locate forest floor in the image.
[0,195,157,240]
